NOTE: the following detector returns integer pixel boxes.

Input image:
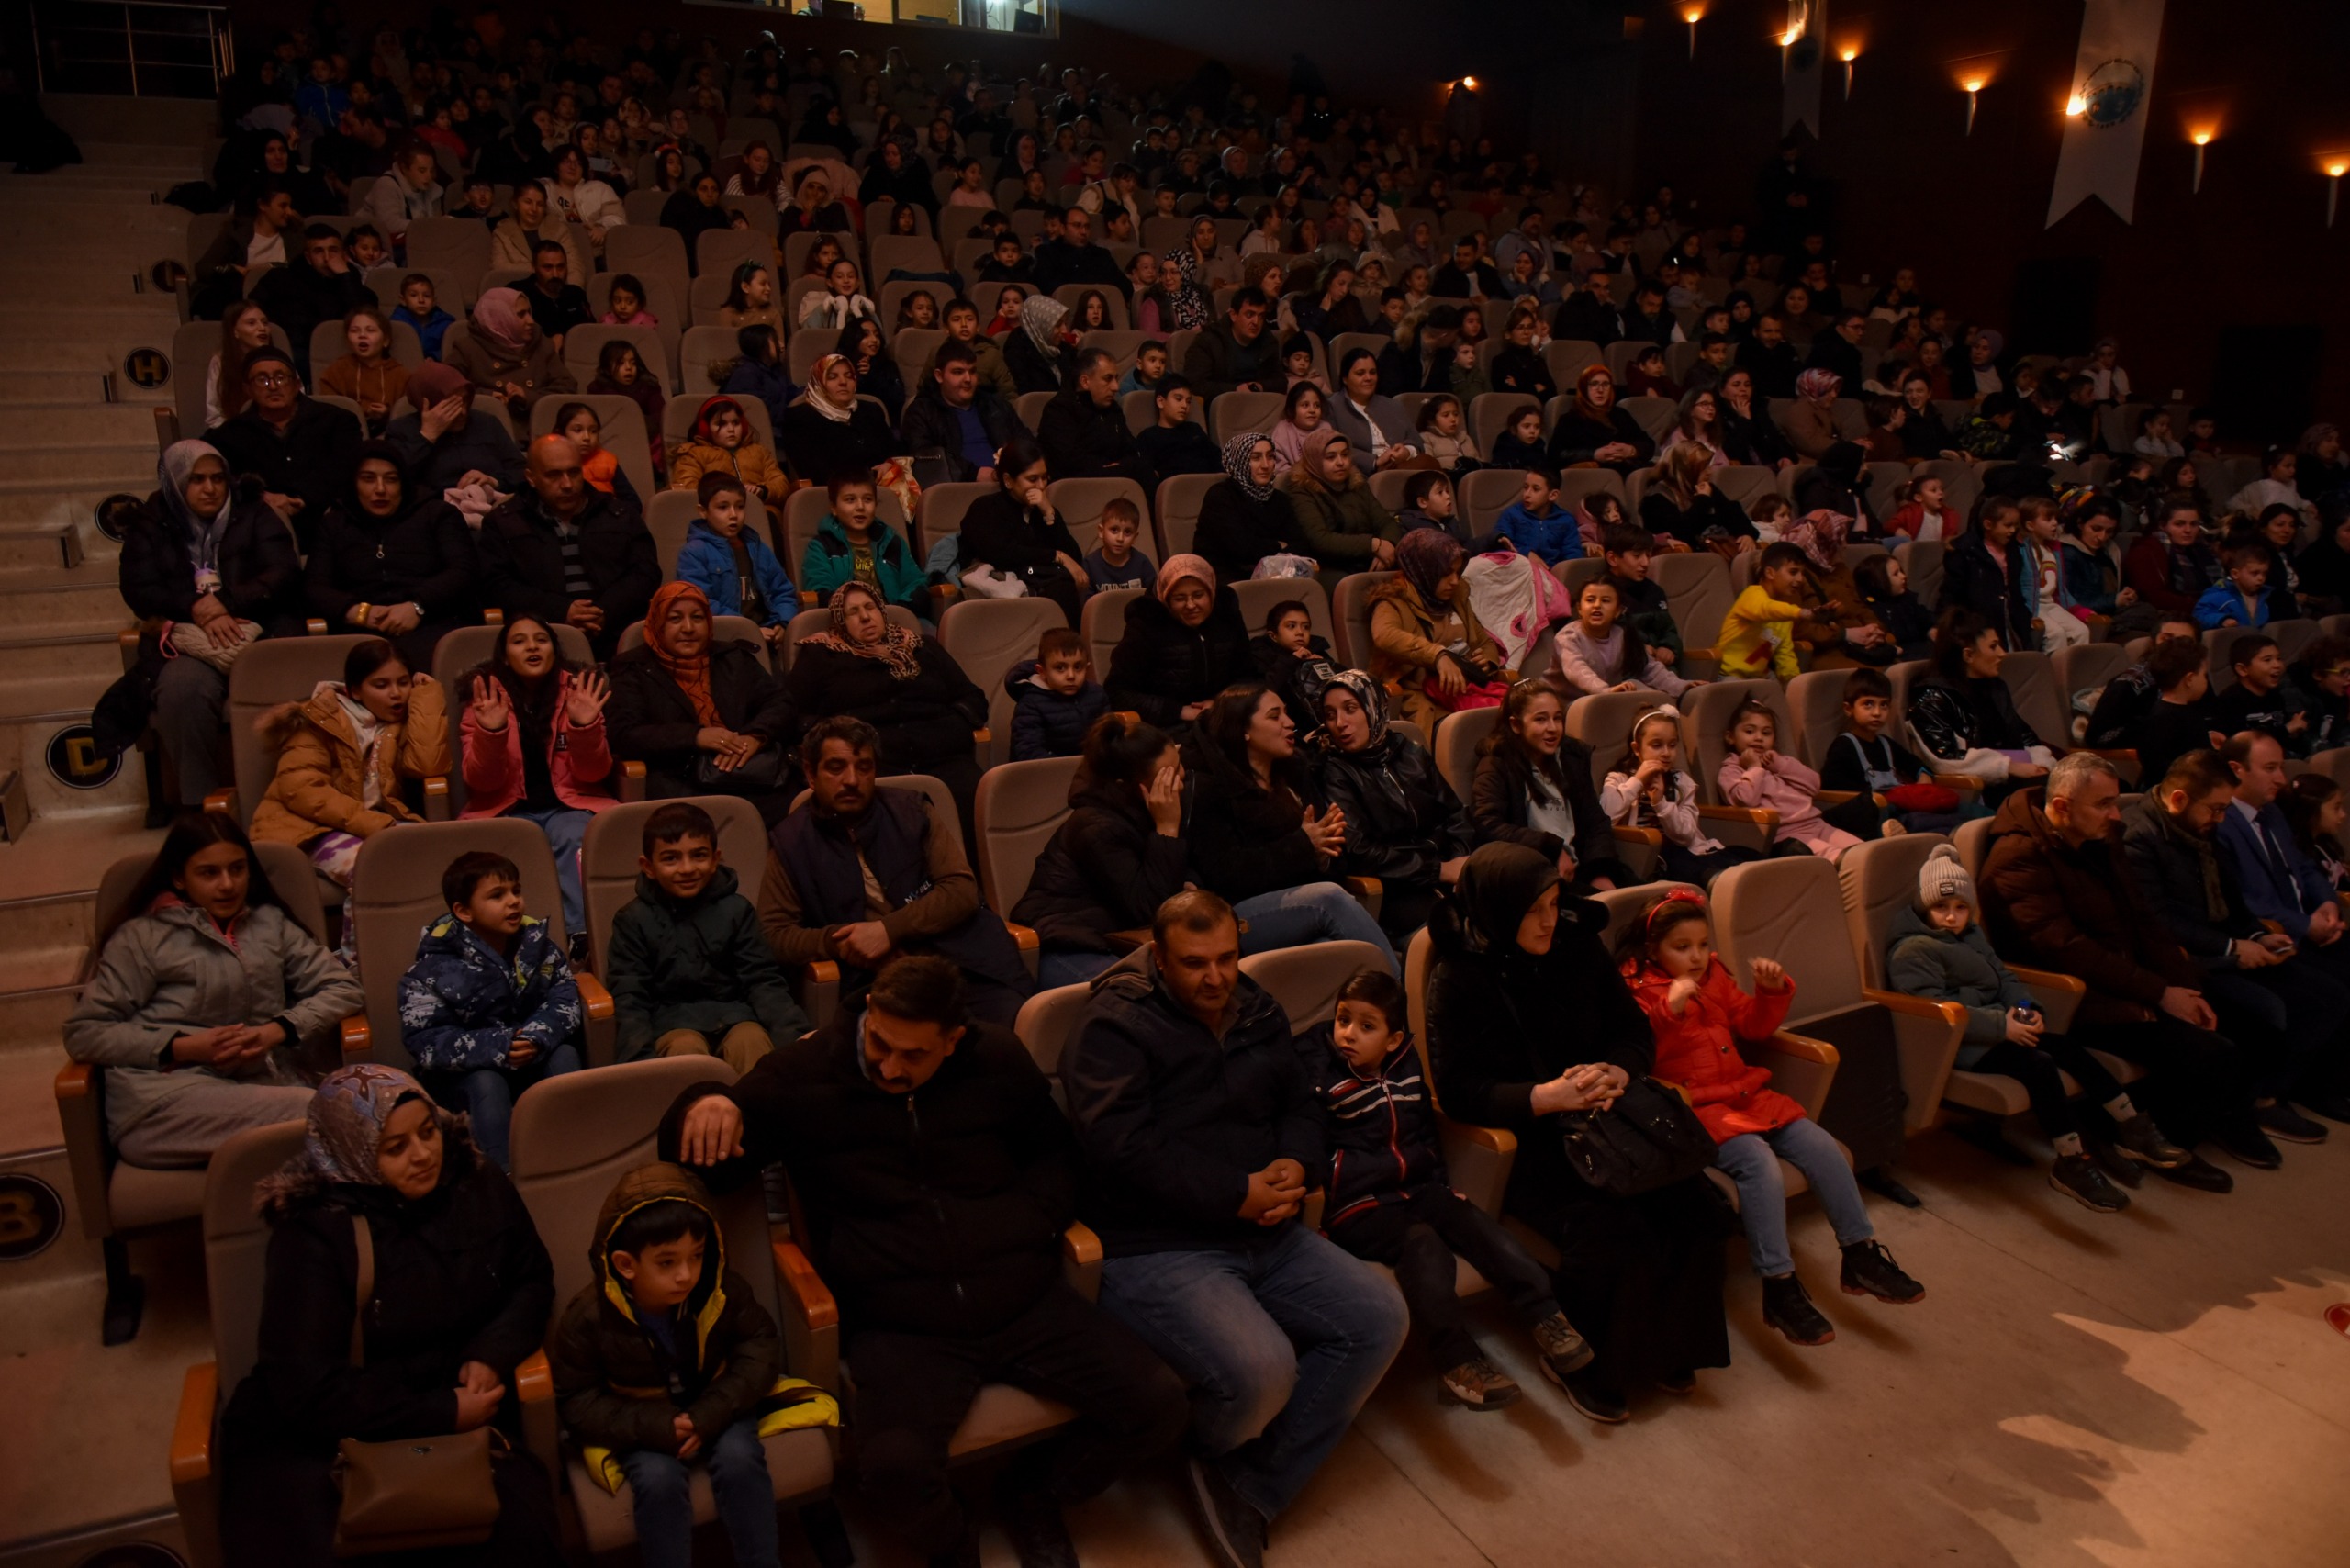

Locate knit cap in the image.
[1918,845,1975,911]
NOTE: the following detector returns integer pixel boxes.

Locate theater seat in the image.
[939,596,1069,767]
[975,756,1080,921]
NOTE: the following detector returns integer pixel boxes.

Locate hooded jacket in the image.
[605,866,811,1061]
[1103,587,1255,729]
[118,480,305,636]
[1062,950,1318,1256]
[1006,657,1109,761]
[250,677,451,846]
[1626,955,1801,1142]
[798,511,932,612]
[548,1163,783,1452]
[675,517,798,627]
[1885,901,2037,1060]
[1012,771,1196,953]
[1295,1024,1448,1227]
[397,913,584,1072]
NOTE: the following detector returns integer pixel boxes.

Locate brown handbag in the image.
[330,1213,505,1557]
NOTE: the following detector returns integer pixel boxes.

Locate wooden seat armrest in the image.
[1102,928,1149,954]
[806,959,841,986]
[1684,646,1718,660]
[1612,824,1664,846]
[771,1239,840,1328]
[1865,989,1967,1025]
[620,759,647,803]
[1816,790,1861,807]
[483,608,504,626]
[152,406,181,453]
[421,776,451,821]
[1696,804,1779,826]
[1339,874,1382,900]
[1007,922,1040,952]
[2086,748,2138,765]
[799,590,819,607]
[2004,965,2087,994]
[305,617,329,636]
[339,1014,372,1061]
[972,726,991,745]
[576,973,615,1022]
[170,1361,218,1485]
[119,627,142,673]
[1454,1121,1517,1154]
[1060,1222,1103,1267]
[514,1349,554,1403]
[202,788,236,817]
[55,1061,92,1098]
[1767,1029,1841,1067]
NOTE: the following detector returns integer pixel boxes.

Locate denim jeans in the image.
[1716,1117,1874,1279]
[442,1041,583,1170]
[1097,1225,1407,1521]
[501,803,592,937]
[1232,883,1399,976]
[615,1417,778,1568]
[1037,948,1119,990]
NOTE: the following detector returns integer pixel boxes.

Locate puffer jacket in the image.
[1012,773,1196,953]
[1884,901,2039,1063]
[64,896,363,1141]
[547,1162,782,1454]
[1281,468,1402,567]
[674,518,798,627]
[1908,672,2043,780]
[249,678,451,846]
[798,511,931,613]
[117,482,304,635]
[1367,574,1505,734]
[397,913,583,1072]
[603,867,809,1062]
[666,437,789,498]
[1313,732,1472,894]
[1624,954,1801,1142]
[1103,587,1254,729]
[1295,1024,1448,1228]
[1006,658,1108,761]
[457,669,617,820]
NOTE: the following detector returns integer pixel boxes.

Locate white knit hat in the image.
[1918,846,1975,911]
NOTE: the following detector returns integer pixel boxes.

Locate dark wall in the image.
[1632,0,2350,432]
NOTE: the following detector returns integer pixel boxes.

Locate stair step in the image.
[0,404,161,444]
[0,528,84,572]
[0,669,114,722]
[0,487,149,529]
[0,369,128,405]
[0,444,168,483]
[0,985,79,1048]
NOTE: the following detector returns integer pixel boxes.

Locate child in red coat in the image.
[1621,890,1923,1347]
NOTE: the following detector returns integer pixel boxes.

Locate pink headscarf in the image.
[1156,553,1216,606]
[1796,367,1841,405]
[472,287,534,356]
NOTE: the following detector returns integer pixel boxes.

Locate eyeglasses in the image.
[250,371,294,388]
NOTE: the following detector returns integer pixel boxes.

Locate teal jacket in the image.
[798,512,930,613]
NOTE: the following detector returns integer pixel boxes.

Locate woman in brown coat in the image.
[1777,510,1892,670]
[1369,528,1508,734]
[447,286,576,419]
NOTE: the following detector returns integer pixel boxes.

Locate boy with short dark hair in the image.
[2288,634,2350,754]
[1135,374,1224,477]
[1119,339,1169,396]
[391,272,455,359]
[1718,543,1811,680]
[549,1163,805,1568]
[1492,465,1582,565]
[2213,633,2311,752]
[1819,666,1971,833]
[398,849,586,1169]
[1398,470,1469,543]
[2195,541,2278,631]
[1250,599,1340,731]
[607,803,811,1070]
[1602,522,1682,666]
[677,473,797,648]
[2128,635,2229,788]
[1009,626,1109,760]
[1081,497,1156,593]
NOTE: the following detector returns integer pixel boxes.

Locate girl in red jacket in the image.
[1621,891,1923,1347]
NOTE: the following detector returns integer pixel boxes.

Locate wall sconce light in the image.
[2188,130,2212,195]
[1680,5,1704,59]
[1838,44,1859,99]
[2328,158,2348,228]
[1460,76,1478,91]
[1780,27,1802,78]
[1963,77,1986,135]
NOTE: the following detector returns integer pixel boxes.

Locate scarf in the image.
[1972,329,2005,359]
[1222,433,1275,501]
[1394,525,1461,610]
[645,580,722,724]
[796,355,856,422]
[1572,364,1615,425]
[159,439,232,575]
[689,394,752,446]
[406,359,471,411]
[1451,842,1560,955]
[802,580,923,679]
[1292,424,1357,495]
[472,286,534,357]
[1155,553,1216,607]
[1163,246,1209,329]
[1781,509,1847,573]
[1796,367,1841,405]
[279,1063,437,1190]
[1019,295,1069,359]
[1322,666,1390,748]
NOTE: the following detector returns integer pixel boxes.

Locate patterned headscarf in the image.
[1780,509,1848,573]
[1394,525,1462,610]
[645,580,722,724]
[1162,245,1210,330]
[472,286,535,356]
[1155,553,1216,608]
[1320,666,1391,749]
[1796,367,1841,405]
[1019,293,1069,358]
[796,354,856,422]
[1222,433,1275,501]
[803,579,923,679]
[264,1063,442,1205]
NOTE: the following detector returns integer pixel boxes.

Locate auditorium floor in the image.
[2,1132,2344,1567]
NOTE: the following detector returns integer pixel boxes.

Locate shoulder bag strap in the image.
[349,1212,375,1370]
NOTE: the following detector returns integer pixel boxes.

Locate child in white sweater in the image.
[1549,578,1697,699]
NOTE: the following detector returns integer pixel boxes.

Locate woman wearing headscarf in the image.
[459,614,616,937]
[1778,510,1891,668]
[1003,292,1072,396]
[1426,844,1730,1422]
[776,353,901,488]
[659,170,743,277]
[1548,364,1656,476]
[1104,553,1256,730]
[303,442,478,671]
[447,286,576,417]
[608,581,800,823]
[1159,244,1212,330]
[218,1063,563,1567]
[1311,668,1474,940]
[1792,439,1874,532]
[118,439,305,806]
[384,361,527,511]
[1196,433,1312,586]
[786,580,990,827]
[1368,528,1507,734]
[1782,367,1843,461]
[1281,426,1403,570]
[956,433,1088,624]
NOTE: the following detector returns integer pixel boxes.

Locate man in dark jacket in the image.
[477,434,660,660]
[1036,347,1158,492]
[1977,754,2262,1184]
[249,222,375,382]
[1736,311,1803,400]
[1183,289,1281,400]
[1550,270,1624,348]
[898,341,1018,484]
[208,347,364,550]
[1029,204,1128,297]
[1375,303,1460,398]
[1062,892,1406,1568]
[1805,308,1868,386]
[519,238,593,348]
[665,956,1189,1566]
[1429,235,1505,300]
[300,444,478,669]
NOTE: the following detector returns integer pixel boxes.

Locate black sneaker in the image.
[2213,1126,2283,1170]
[1840,1240,1925,1304]
[1185,1456,1267,1568]
[2298,1092,2350,1125]
[1438,1356,1522,1411]
[2089,1137,2145,1188]
[1530,1311,1595,1381]
[2049,1153,2129,1213]
[2256,1101,2329,1145]
[2110,1112,2191,1169]
[1551,1363,1629,1423]
[996,1482,1080,1568]
[1762,1273,1835,1346]
[2154,1152,2234,1193]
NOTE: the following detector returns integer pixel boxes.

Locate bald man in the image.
[476,434,659,658]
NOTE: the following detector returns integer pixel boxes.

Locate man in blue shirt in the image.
[899,342,1018,484]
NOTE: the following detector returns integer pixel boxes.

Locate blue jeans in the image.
[444,1042,582,1170]
[1037,948,1119,990]
[1716,1117,1874,1279]
[1097,1225,1406,1521]
[501,803,592,937]
[614,1417,778,1568]
[1232,883,1399,976]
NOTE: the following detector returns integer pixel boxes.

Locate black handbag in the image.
[1559,1076,1719,1197]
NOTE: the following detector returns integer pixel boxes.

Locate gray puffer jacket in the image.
[64,898,364,1140]
[1884,902,2036,1064]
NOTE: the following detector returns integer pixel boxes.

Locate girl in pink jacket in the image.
[1716,697,1896,863]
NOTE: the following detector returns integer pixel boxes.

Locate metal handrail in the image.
[30,0,232,97]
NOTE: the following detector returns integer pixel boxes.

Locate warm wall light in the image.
[2327,158,2349,228]
[1962,77,1986,135]
[1680,4,1704,59]
[1460,75,1478,91]
[1838,43,1859,98]
[2188,129,2213,195]
[2064,92,2086,117]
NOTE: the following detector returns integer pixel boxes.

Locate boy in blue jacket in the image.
[2194,540,2279,631]
[1489,465,1582,564]
[677,474,797,650]
[1298,969,1590,1411]
[1008,627,1108,760]
[398,849,585,1169]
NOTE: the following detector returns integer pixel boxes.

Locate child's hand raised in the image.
[563,669,610,727]
[1664,976,1701,1016]
[1750,957,1787,991]
[468,675,512,733]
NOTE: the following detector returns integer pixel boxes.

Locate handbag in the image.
[1884,780,1961,813]
[694,744,792,791]
[330,1214,504,1557]
[1558,1075,1720,1197]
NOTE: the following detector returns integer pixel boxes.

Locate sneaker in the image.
[2154,1152,2234,1193]
[1762,1273,1835,1346]
[2256,1101,2329,1145]
[2049,1153,2129,1213]
[1653,1366,1696,1394]
[1185,1456,1267,1568]
[2213,1126,2283,1170]
[1550,1362,1629,1423]
[996,1483,1080,1568]
[1840,1240,1925,1304]
[2298,1092,2350,1125]
[2089,1137,2145,1188]
[1438,1356,1522,1411]
[1530,1311,1595,1381]
[2109,1112,2191,1169]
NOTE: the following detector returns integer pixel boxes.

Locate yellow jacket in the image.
[250,677,450,846]
[1717,585,1805,680]
[667,437,789,497]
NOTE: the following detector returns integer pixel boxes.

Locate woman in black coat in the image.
[1469,681,1637,892]
[659,172,739,276]
[607,582,800,823]
[220,1064,562,1567]
[303,442,478,671]
[1427,845,1730,1420]
[1548,364,1656,478]
[1312,670,1473,940]
[1195,433,1312,586]
[1718,366,1794,469]
[777,353,902,487]
[784,580,989,831]
[1013,713,1195,987]
[957,435,1088,624]
[1935,510,2036,656]
[1638,443,1757,553]
[1103,554,1255,730]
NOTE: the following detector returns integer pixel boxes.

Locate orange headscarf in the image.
[645,581,720,725]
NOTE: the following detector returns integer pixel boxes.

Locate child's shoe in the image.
[1531,1310,1594,1381]
[1762,1272,1834,1345]
[2111,1111,2191,1168]
[2049,1153,2129,1213]
[1438,1356,1522,1411]
[1839,1239,1924,1304]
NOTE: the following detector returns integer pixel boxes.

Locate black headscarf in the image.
[339,438,415,525]
[1451,842,1560,954]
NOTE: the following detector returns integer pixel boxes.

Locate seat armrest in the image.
[306,618,329,636]
[2084,747,2140,783]
[972,726,991,745]
[202,788,236,817]
[421,776,450,821]
[513,1349,560,1482]
[1006,922,1039,952]
[1612,824,1664,846]
[1102,928,1149,954]
[620,759,647,803]
[170,1360,218,1484]
[339,1014,372,1062]
[1753,1028,1841,1121]
[1061,1221,1103,1302]
[1930,773,1985,793]
[483,608,504,626]
[1438,1116,1516,1215]
[152,406,181,452]
[576,972,615,1022]
[120,626,142,673]
[1863,990,1969,1135]
[55,1062,114,1239]
[1338,875,1382,920]
[576,972,617,1066]
[2005,965,2087,1034]
[772,1239,842,1394]
[1695,804,1778,826]
[1695,803,1777,854]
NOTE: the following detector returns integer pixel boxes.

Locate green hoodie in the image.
[603,865,811,1062]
